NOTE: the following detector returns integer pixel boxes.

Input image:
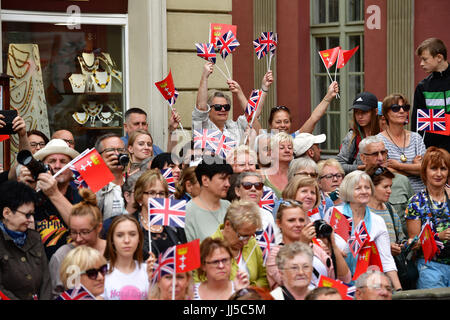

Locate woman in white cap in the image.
[336,92,381,174]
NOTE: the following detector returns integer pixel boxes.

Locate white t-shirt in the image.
[103,261,149,300]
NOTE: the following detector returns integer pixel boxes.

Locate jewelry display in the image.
[72,111,89,124]
[68,73,87,93]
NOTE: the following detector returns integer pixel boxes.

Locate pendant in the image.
[400,154,407,162]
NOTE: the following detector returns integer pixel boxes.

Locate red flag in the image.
[419,222,438,263]
[73,149,115,193]
[337,46,359,69]
[155,70,176,101]
[0,289,10,300]
[352,241,383,281]
[329,208,351,242]
[318,46,341,69]
[209,23,237,47]
[0,135,9,142]
[317,275,352,300]
[175,239,200,273]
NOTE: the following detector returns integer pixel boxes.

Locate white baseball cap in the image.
[293,133,326,157]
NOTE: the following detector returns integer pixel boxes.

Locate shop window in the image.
[2,19,126,160]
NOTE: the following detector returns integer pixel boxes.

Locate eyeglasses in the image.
[143,191,167,198]
[389,104,410,113]
[80,264,108,280]
[294,172,318,179]
[99,147,126,154]
[235,230,255,241]
[360,284,393,293]
[319,173,344,180]
[15,209,35,219]
[30,142,46,148]
[205,257,231,267]
[212,104,231,112]
[69,226,97,238]
[241,182,264,190]
[282,264,312,273]
[364,150,388,157]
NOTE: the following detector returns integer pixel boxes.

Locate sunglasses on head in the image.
[80,264,108,280]
[389,104,410,112]
[241,182,264,190]
[212,104,231,112]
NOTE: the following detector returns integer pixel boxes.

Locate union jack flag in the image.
[348,221,370,257]
[259,188,275,213]
[193,128,221,151]
[161,167,176,194]
[213,134,237,159]
[56,285,95,300]
[255,224,275,265]
[167,89,179,107]
[151,246,175,286]
[148,198,186,228]
[343,282,356,300]
[260,32,278,56]
[245,89,263,123]
[195,43,216,64]
[253,37,267,59]
[70,165,88,189]
[216,30,240,60]
[417,108,446,132]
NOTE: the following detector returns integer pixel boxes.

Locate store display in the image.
[7,43,50,164]
[91,69,111,92]
[73,101,122,127]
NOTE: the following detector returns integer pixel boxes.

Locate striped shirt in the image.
[377,131,426,193]
[368,206,406,244]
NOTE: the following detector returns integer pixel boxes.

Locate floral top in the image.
[406,190,450,264]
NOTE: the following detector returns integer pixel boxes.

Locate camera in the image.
[313,219,333,238]
[17,150,50,180]
[117,153,130,166]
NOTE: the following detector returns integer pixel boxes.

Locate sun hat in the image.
[33,138,80,161]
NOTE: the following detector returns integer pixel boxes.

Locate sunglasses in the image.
[212,104,231,112]
[80,264,108,280]
[241,182,264,190]
[271,105,290,113]
[279,200,303,207]
[389,104,410,112]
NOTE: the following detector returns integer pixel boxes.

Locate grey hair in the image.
[235,171,263,187]
[358,135,384,154]
[355,269,392,289]
[207,91,231,106]
[338,170,374,203]
[288,157,318,181]
[276,241,313,271]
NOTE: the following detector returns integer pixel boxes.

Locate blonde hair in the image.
[149,271,194,300]
[224,200,262,230]
[317,158,345,177]
[226,145,258,166]
[59,245,107,290]
[70,188,103,227]
[270,132,293,152]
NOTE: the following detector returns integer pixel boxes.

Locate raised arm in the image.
[297,81,339,134]
[196,62,214,111]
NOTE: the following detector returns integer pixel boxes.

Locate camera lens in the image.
[313,219,333,238]
[117,153,130,166]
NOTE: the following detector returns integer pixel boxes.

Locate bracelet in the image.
[323,97,332,103]
[261,87,269,93]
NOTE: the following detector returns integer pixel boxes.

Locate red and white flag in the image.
[419,221,439,263]
[209,23,237,47]
[73,148,115,193]
[318,46,341,69]
[329,207,351,242]
[352,241,383,281]
[155,70,178,106]
[337,46,359,69]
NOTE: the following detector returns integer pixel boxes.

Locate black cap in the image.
[350,92,378,111]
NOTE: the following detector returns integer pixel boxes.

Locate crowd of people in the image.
[0,37,449,301]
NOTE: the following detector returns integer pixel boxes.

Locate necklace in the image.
[72,112,89,124]
[98,111,115,124]
[68,74,87,92]
[91,69,111,90]
[385,128,407,162]
[82,102,103,117]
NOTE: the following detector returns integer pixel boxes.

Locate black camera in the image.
[313,219,333,238]
[117,153,130,166]
[17,150,50,180]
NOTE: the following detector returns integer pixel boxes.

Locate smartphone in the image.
[0,110,18,135]
[329,189,339,201]
[403,236,419,256]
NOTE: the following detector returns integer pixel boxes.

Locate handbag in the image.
[386,203,419,290]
